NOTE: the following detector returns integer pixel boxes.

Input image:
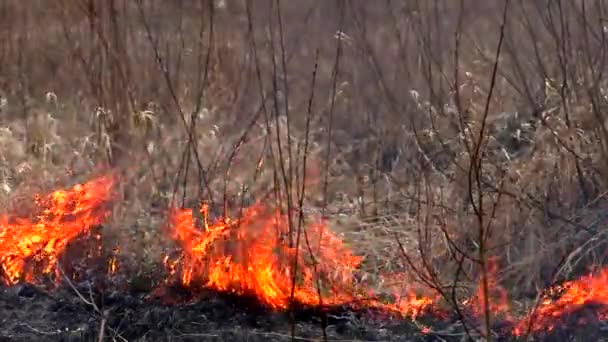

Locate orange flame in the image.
[513,267,608,335]
[0,175,114,285]
[108,246,120,275]
[464,257,511,320]
[6,173,608,336]
[163,203,435,317]
[459,260,608,336]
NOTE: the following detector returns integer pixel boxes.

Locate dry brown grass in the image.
[2,1,608,338]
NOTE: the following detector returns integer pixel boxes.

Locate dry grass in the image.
[2,1,608,338]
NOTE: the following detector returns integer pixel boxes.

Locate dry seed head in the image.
[94,107,113,126]
[334,31,353,45]
[1,181,10,194]
[409,89,420,103]
[16,162,31,174]
[26,111,59,159]
[197,107,210,121]
[132,110,157,134]
[146,141,155,155]
[0,126,12,138]
[45,91,58,105]
[98,130,113,160]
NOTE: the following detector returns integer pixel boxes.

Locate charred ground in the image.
[0,282,426,342]
[1,280,608,342]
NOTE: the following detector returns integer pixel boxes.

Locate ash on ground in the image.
[0,283,428,342]
[0,283,606,342]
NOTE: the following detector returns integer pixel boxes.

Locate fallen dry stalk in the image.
[56,263,126,342]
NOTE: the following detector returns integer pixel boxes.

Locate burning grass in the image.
[158,200,435,319]
[0,175,114,286]
[162,203,366,308]
[513,268,608,335]
[1,175,608,341]
[2,1,608,341]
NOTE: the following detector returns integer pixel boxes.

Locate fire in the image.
[464,257,511,320]
[513,267,608,335]
[458,259,608,336]
[162,202,435,316]
[0,175,114,285]
[108,246,120,275]
[131,197,608,337]
[5,172,608,337]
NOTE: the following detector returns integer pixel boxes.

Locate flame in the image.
[513,267,608,335]
[460,260,608,336]
[108,246,120,275]
[162,203,435,316]
[0,175,114,285]
[464,257,511,320]
[5,172,608,336]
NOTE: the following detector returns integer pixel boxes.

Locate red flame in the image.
[0,175,114,285]
[513,268,608,335]
[161,202,608,332]
[3,173,608,337]
[464,257,511,320]
[162,203,434,317]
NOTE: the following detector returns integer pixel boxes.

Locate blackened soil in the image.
[0,283,607,342]
[0,283,430,342]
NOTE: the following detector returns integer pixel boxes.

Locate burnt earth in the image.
[0,283,428,342]
[0,283,607,342]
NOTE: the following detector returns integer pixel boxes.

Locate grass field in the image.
[2,1,608,340]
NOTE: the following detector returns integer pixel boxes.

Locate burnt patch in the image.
[0,283,427,342]
[2,283,608,341]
